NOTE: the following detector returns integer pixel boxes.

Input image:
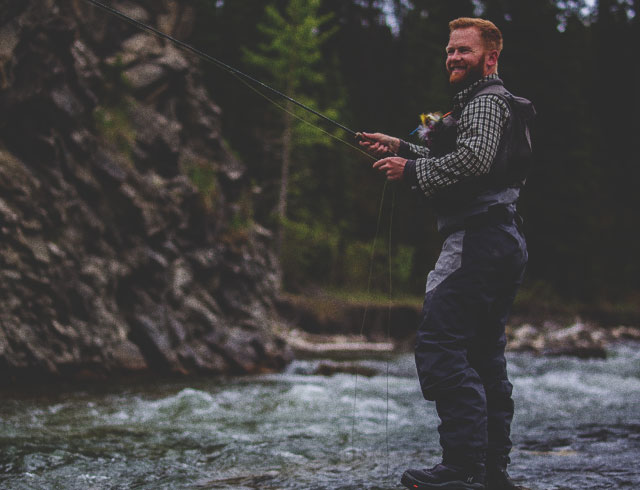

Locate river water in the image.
[1,343,639,490]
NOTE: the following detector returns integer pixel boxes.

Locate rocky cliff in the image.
[0,0,292,384]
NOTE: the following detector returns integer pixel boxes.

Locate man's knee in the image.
[417,366,485,402]
[485,378,513,399]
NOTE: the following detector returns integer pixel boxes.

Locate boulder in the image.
[506,321,640,359]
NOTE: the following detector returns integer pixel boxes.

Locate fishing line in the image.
[349,182,396,480]
[350,180,388,454]
[232,74,376,161]
[83,0,395,470]
[385,186,396,478]
[80,0,366,145]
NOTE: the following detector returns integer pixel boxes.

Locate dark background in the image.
[188,0,639,308]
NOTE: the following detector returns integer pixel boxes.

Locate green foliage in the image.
[184,158,220,214]
[243,0,340,148]
[102,55,133,105]
[229,189,255,232]
[92,55,137,161]
[93,103,136,162]
[281,218,339,290]
[341,240,415,293]
[190,0,639,301]
[281,215,417,294]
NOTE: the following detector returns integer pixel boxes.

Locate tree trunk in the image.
[276,100,293,259]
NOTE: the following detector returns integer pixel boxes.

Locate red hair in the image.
[449,17,503,53]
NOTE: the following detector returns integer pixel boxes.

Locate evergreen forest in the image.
[190,0,639,311]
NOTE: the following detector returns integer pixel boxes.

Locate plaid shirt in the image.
[402,74,510,198]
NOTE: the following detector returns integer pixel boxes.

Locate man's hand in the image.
[373,156,407,181]
[357,132,400,157]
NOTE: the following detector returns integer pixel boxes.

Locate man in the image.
[359,18,534,490]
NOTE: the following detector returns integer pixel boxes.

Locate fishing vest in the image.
[429,79,536,222]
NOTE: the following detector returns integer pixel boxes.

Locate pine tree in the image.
[243,0,339,259]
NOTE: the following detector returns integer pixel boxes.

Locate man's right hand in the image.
[357,132,400,157]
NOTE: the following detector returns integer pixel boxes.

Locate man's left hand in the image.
[373,157,407,181]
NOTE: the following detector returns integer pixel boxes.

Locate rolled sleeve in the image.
[398,140,431,159]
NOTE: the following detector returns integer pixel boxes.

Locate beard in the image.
[447,55,486,90]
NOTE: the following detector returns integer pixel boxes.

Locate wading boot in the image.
[401,463,485,489]
[486,466,530,490]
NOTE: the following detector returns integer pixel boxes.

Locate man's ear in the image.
[486,50,499,69]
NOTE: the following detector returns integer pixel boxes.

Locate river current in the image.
[1,343,639,489]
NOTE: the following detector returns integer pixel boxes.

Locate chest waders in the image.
[411,79,534,476]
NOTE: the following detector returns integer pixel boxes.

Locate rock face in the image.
[0,0,291,384]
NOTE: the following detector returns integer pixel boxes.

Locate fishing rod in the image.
[81,0,360,139]
[81,0,394,466]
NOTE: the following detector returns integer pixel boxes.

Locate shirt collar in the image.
[452,73,501,110]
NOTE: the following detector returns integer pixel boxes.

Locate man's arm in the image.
[400,141,431,159]
[357,132,400,157]
[358,132,431,159]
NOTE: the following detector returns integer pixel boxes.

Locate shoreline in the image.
[276,292,640,360]
[2,292,638,392]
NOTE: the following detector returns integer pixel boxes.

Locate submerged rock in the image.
[312,361,378,377]
[543,322,608,359]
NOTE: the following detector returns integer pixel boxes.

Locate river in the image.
[1,343,639,489]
